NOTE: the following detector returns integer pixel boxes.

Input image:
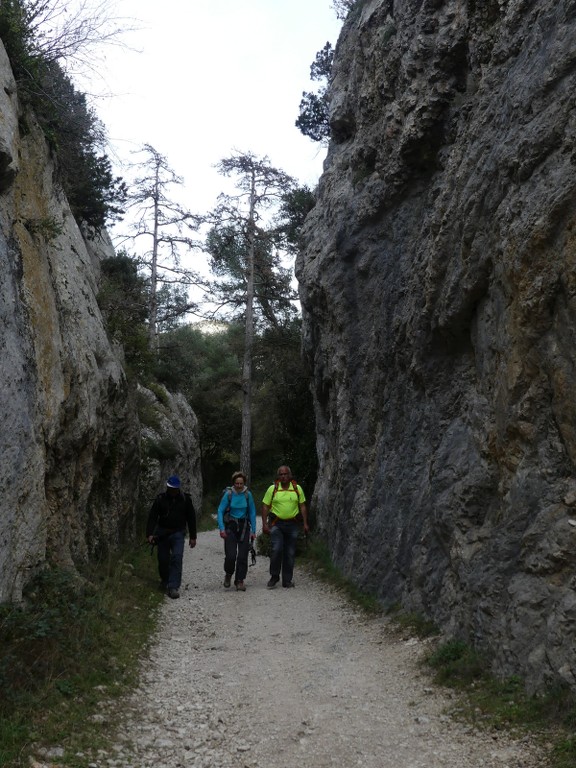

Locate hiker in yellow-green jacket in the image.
[261,465,308,589]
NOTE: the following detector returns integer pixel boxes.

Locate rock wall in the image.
[138,384,203,517]
[0,41,201,601]
[297,0,576,691]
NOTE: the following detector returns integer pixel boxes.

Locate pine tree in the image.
[206,151,296,481]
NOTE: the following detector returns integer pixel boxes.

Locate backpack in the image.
[221,486,249,525]
[267,479,301,526]
[221,486,252,544]
[271,478,300,502]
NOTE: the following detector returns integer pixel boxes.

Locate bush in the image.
[0,551,162,766]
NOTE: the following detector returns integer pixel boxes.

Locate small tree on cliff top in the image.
[295,41,334,144]
[331,0,357,20]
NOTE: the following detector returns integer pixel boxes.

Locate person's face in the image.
[234,476,245,491]
[278,468,290,483]
[167,486,180,496]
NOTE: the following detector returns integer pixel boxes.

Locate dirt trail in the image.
[91,529,545,768]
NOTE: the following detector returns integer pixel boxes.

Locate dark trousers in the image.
[269,519,299,585]
[223,522,251,582]
[155,528,185,589]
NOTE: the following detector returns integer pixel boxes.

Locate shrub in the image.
[0,0,127,230]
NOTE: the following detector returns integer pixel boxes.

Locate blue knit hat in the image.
[166,475,181,488]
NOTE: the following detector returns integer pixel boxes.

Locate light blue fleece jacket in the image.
[217,488,257,533]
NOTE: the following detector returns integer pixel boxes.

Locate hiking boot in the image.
[236,581,246,591]
[167,588,180,599]
[267,576,279,589]
[282,581,295,588]
[223,574,232,588]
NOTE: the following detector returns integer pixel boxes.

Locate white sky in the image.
[78,0,342,219]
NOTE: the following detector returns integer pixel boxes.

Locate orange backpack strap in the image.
[268,479,301,526]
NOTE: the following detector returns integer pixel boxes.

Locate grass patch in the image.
[386,606,439,639]
[0,546,163,767]
[295,535,576,767]
[424,639,576,767]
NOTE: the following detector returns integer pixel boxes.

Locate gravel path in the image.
[90,529,546,768]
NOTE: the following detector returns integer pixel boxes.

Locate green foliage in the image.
[296,42,334,143]
[275,185,316,255]
[154,317,318,493]
[143,436,178,461]
[296,91,331,143]
[136,389,161,430]
[424,639,576,766]
[0,0,127,230]
[310,41,334,81]
[23,215,63,243]
[0,551,162,767]
[387,607,439,639]
[156,323,243,477]
[98,253,155,380]
[0,0,39,83]
[207,151,298,329]
[207,221,298,329]
[426,640,486,686]
[147,381,170,406]
[554,737,576,768]
[251,319,317,487]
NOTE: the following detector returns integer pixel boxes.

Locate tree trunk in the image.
[148,160,160,351]
[240,172,257,482]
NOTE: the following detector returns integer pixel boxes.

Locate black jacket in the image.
[146,490,197,539]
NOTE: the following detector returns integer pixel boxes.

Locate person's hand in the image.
[147,535,155,544]
[303,523,310,535]
[219,530,227,539]
[262,523,270,535]
[250,533,256,541]
[189,538,197,548]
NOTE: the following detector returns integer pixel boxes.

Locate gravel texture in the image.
[85,529,547,768]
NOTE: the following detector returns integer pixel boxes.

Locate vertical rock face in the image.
[297,0,576,690]
[138,384,203,517]
[0,42,201,601]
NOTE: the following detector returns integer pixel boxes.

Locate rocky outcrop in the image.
[0,41,201,602]
[138,384,202,516]
[297,0,576,691]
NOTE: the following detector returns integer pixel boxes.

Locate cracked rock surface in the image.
[91,529,546,768]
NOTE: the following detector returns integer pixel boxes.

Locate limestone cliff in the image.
[0,41,201,602]
[298,0,576,691]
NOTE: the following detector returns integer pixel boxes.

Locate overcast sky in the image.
[77,0,342,219]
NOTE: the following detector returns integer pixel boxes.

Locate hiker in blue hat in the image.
[146,475,197,598]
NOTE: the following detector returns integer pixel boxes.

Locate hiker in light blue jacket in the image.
[217,471,257,591]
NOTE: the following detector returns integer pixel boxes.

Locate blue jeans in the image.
[269,520,299,585]
[223,521,251,582]
[155,528,185,589]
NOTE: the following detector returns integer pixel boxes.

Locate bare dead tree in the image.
[119,144,206,349]
[19,0,136,73]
